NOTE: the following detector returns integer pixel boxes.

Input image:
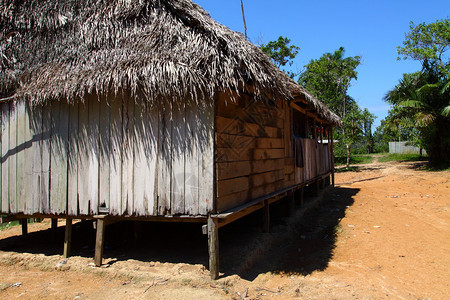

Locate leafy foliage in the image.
[298,47,361,117]
[383,19,450,164]
[397,19,450,75]
[298,47,373,168]
[260,36,300,78]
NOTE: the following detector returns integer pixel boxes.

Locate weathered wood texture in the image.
[215,92,334,213]
[294,138,332,184]
[215,92,291,212]
[0,96,214,217]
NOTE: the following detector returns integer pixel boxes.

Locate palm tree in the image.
[384,71,450,163]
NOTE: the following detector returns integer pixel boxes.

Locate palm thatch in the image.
[0,0,341,125]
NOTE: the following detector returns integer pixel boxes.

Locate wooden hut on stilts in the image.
[0,0,341,279]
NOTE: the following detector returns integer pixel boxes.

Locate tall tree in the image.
[299,47,365,168]
[386,18,450,164]
[260,36,300,78]
[298,47,361,118]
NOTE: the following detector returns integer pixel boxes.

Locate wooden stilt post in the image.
[317,180,321,195]
[21,219,28,235]
[51,218,58,241]
[288,190,295,216]
[299,187,304,206]
[94,216,107,267]
[207,216,219,280]
[63,219,72,258]
[262,199,270,233]
[51,218,58,230]
[134,221,142,242]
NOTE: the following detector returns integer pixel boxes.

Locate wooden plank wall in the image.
[215,92,291,212]
[0,96,214,217]
[294,139,332,184]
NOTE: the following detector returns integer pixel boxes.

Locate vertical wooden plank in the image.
[262,199,270,233]
[67,102,79,215]
[98,97,110,213]
[198,101,214,215]
[51,218,58,231]
[109,97,122,215]
[208,216,219,280]
[1,102,10,214]
[330,126,335,187]
[41,103,51,214]
[288,190,295,216]
[171,99,185,214]
[50,100,69,214]
[147,103,159,216]
[8,100,17,214]
[77,101,90,215]
[157,100,172,215]
[133,100,158,216]
[21,219,27,235]
[16,100,27,213]
[23,102,35,214]
[29,104,43,215]
[63,218,72,258]
[122,95,134,215]
[185,102,199,216]
[94,217,106,267]
[88,97,100,215]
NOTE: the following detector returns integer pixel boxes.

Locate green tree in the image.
[298,47,366,168]
[385,71,450,163]
[386,18,450,164]
[398,19,450,75]
[298,47,361,118]
[260,36,300,78]
[361,108,376,154]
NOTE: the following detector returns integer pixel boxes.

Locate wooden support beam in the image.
[288,190,295,216]
[207,216,219,280]
[262,199,270,233]
[94,216,107,267]
[134,221,142,242]
[51,218,58,241]
[51,218,58,229]
[298,187,304,206]
[21,219,28,235]
[63,219,72,258]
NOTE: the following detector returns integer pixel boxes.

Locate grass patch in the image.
[0,220,20,230]
[335,166,361,173]
[378,153,427,163]
[335,155,374,166]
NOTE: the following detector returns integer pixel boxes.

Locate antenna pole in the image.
[241,0,247,38]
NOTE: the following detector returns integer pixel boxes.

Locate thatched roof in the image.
[0,0,341,125]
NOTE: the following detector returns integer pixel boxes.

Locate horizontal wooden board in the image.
[217,177,249,197]
[216,190,248,213]
[216,133,256,149]
[249,169,285,188]
[253,149,284,160]
[216,147,252,163]
[252,158,285,174]
[216,161,252,180]
[256,138,283,149]
[216,92,284,129]
[216,116,281,138]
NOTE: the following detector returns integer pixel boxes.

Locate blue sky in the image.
[193,0,449,129]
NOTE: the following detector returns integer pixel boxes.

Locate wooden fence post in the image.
[94,216,107,267]
[262,199,270,233]
[21,219,28,235]
[63,219,72,258]
[208,216,219,280]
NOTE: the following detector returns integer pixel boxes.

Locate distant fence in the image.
[389,141,426,155]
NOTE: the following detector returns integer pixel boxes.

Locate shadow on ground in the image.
[0,186,359,280]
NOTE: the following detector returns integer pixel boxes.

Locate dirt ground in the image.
[0,158,448,299]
